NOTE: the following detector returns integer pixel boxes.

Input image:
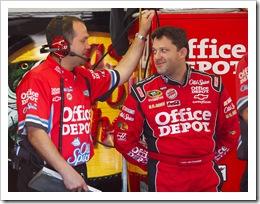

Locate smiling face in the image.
[152,36,188,80]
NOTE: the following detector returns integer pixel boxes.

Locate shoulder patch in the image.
[131,74,159,102]
[131,83,146,102]
[211,75,222,92]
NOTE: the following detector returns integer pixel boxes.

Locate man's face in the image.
[152,36,183,77]
[69,21,90,66]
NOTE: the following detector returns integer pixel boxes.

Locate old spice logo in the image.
[189,79,210,86]
[72,137,81,147]
[64,86,73,92]
[224,103,235,113]
[240,84,248,92]
[188,38,247,75]
[119,112,134,121]
[67,142,91,166]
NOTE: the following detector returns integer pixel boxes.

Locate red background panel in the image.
[149,12,248,192]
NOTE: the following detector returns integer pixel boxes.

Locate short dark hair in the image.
[151,26,189,60]
[46,15,84,48]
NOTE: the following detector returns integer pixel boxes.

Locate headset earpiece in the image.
[51,16,70,58]
[51,36,69,58]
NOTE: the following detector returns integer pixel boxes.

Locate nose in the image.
[154,50,162,61]
[85,41,91,50]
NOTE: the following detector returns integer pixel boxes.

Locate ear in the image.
[179,47,188,60]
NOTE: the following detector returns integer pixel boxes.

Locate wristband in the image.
[135,33,147,41]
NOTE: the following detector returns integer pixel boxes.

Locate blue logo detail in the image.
[72,137,81,146]
[67,142,90,166]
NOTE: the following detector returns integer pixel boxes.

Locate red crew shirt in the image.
[16,55,119,167]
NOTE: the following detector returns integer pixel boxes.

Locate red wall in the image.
[149,12,248,192]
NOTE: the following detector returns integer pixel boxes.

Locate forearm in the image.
[115,37,146,86]
[115,10,155,86]
[27,126,89,191]
[241,107,248,125]
[27,126,74,175]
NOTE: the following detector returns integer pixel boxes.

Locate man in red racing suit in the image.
[114,26,240,192]
[15,11,155,192]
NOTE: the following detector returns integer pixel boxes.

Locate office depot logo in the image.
[188,38,247,75]
[155,108,211,136]
[21,89,39,105]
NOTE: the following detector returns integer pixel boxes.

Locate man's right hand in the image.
[138,10,156,37]
[27,126,89,192]
[61,166,89,192]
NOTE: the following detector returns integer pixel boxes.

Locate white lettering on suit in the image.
[62,105,91,135]
[155,108,211,136]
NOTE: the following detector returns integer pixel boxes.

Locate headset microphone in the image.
[40,45,90,62]
[40,44,60,54]
[69,52,90,62]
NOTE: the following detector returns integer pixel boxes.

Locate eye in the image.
[20,62,29,70]
[160,48,168,53]
[80,37,88,44]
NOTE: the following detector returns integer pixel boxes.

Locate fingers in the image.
[68,186,86,192]
[83,185,89,192]
[77,187,83,192]
[142,10,155,20]
[138,10,155,35]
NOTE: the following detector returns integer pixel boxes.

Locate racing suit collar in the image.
[46,54,75,81]
[160,63,191,86]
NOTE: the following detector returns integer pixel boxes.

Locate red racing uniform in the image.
[114,65,240,192]
[16,54,119,168]
[235,52,248,191]
[235,52,248,108]
[236,52,248,152]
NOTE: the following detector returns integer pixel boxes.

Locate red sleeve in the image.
[235,52,248,112]
[76,68,119,103]
[113,93,148,171]
[214,85,241,162]
[16,70,52,133]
